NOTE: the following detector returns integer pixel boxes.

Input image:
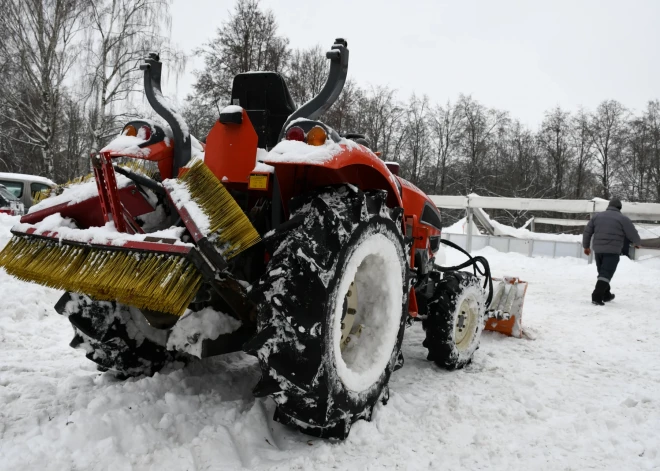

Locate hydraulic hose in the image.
[436,238,494,307]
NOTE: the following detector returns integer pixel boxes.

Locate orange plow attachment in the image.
[485,277,528,338]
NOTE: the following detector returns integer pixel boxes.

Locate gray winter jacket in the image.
[582,206,641,254]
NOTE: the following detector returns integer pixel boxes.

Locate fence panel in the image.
[442,233,586,261]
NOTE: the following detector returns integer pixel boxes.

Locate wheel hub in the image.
[454,297,478,350]
[340,281,359,350]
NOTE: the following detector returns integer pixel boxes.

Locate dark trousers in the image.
[595,253,620,283]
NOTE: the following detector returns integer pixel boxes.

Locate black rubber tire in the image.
[57,293,185,378]
[422,271,486,370]
[244,185,408,439]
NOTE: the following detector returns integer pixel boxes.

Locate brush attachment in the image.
[175,159,261,259]
[0,236,202,316]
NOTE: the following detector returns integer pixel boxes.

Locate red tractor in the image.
[0,39,492,439]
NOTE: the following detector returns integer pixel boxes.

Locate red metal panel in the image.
[100,153,126,232]
[20,186,153,229]
[204,110,258,184]
[103,140,174,180]
[14,228,193,255]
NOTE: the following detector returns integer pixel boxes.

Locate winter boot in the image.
[603,284,615,303]
[591,280,608,306]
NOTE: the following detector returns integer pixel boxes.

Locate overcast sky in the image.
[168,0,659,128]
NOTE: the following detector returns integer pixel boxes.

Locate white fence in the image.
[442,232,590,261]
[432,195,660,263]
[430,195,660,221]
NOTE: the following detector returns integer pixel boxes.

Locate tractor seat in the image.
[230,72,296,149]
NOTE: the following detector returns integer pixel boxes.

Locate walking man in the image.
[583,198,641,305]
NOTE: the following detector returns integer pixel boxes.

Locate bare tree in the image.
[569,109,594,199]
[429,100,461,194]
[0,0,84,179]
[81,0,177,156]
[192,0,289,109]
[286,45,328,106]
[644,100,660,202]
[323,79,362,134]
[539,106,572,198]
[589,100,628,199]
[401,94,430,183]
[622,116,651,201]
[456,95,508,193]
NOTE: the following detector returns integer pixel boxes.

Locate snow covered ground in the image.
[1,213,659,470]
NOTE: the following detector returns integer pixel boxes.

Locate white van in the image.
[0,172,56,211]
[0,183,24,215]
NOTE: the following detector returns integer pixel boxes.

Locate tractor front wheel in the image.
[422,271,486,370]
[245,185,408,439]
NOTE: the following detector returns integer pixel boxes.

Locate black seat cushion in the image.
[231,73,296,149]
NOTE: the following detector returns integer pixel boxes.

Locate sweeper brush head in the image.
[178,159,261,259]
[0,236,202,316]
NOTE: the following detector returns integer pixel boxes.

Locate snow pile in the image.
[636,223,660,239]
[29,174,133,213]
[253,149,274,174]
[0,213,19,247]
[445,211,660,243]
[168,307,242,358]
[163,175,211,234]
[445,215,581,242]
[489,217,581,242]
[100,135,151,157]
[191,135,205,160]
[332,232,403,392]
[1,214,660,470]
[265,138,360,165]
[221,105,243,114]
[444,216,480,235]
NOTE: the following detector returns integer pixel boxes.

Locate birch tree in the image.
[0,0,83,179]
[82,0,176,156]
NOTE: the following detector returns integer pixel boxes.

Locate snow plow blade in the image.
[485,277,528,338]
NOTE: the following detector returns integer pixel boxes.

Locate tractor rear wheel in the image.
[245,185,408,439]
[422,271,486,370]
[56,293,185,378]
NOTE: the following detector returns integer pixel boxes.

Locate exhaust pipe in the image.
[140,53,192,177]
[279,38,350,139]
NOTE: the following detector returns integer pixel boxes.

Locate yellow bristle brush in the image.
[171,159,261,260]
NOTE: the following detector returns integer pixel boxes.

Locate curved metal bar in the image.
[279,39,349,140]
[140,53,191,177]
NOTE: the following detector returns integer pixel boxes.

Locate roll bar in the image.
[279,38,349,139]
[140,53,191,177]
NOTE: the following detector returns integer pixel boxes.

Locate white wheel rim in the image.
[454,295,479,351]
[340,281,358,350]
[333,233,403,393]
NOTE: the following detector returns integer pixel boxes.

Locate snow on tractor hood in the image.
[264,137,362,165]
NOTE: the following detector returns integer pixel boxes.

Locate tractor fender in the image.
[262,144,403,215]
